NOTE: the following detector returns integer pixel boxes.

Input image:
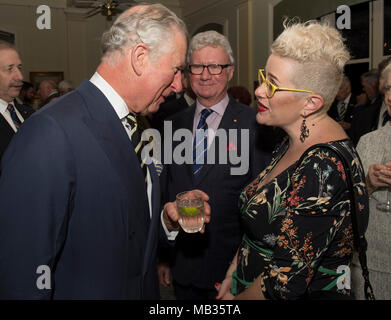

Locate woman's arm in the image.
[234,274,266,300]
[215,250,239,300]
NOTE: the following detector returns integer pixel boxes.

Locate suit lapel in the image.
[0,114,15,137]
[78,81,149,224]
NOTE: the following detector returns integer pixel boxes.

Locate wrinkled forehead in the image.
[0,48,20,66]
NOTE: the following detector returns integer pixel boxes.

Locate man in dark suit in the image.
[327,75,356,137]
[0,41,34,164]
[158,31,271,299]
[0,4,210,299]
[350,70,383,145]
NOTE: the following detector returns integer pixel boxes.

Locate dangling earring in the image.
[300,116,309,143]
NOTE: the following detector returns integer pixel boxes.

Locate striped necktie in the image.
[338,102,347,121]
[193,108,213,179]
[7,104,22,129]
[126,114,147,182]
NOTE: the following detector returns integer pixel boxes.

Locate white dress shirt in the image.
[0,99,24,132]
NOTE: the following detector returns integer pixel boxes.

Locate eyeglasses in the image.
[258,69,315,98]
[189,64,232,75]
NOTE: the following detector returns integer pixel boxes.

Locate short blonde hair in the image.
[271,20,350,110]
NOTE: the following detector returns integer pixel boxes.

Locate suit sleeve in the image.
[0,114,75,299]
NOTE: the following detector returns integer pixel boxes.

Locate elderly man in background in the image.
[327,75,356,136]
[0,3,209,300]
[0,41,34,164]
[159,30,271,300]
[58,80,73,96]
[350,70,383,145]
[37,79,60,107]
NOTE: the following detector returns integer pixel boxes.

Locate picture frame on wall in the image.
[30,72,64,91]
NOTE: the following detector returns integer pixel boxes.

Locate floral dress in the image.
[233,138,369,300]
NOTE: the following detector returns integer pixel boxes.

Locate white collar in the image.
[0,98,14,114]
[89,72,129,120]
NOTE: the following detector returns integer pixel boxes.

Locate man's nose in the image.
[14,68,23,81]
[171,71,183,93]
[200,67,212,80]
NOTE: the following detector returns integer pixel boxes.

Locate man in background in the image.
[37,79,60,107]
[351,70,383,145]
[159,30,271,299]
[327,75,356,137]
[0,41,34,163]
[58,80,73,96]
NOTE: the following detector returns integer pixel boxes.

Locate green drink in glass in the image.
[176,191,205,233]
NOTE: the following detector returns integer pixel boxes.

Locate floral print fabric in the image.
[234,139,369,300]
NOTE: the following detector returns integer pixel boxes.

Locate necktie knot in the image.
[200,108,213,119]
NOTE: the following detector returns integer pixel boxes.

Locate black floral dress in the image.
[233,138,369,300]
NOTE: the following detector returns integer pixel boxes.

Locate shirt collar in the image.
[89,72,129,120]
[195,94,229,116]
[0,98,13,114]
[342,93,351,105]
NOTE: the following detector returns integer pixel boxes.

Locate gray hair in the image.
[187,31,234,65]
[381,63,391,84]
[58,80,72,91]
[361,70,379,85]
[101,3,187,64]
[0,40,16,52]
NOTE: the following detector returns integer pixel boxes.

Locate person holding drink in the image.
[159,30,271,300]
[351,62,391,300]
[216,20,369,300]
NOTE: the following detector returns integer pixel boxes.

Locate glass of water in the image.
[176,190,205,233]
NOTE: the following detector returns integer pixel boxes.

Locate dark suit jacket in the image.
[150,94,190,132]
[0,101,34,162]
[160,97,271,289]
[0,81,162,299]
[350,95,383,146]
[328,94,357,123]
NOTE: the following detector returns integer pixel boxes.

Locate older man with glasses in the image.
[158,30,271,300]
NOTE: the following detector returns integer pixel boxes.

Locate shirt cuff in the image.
[161,209,179,241]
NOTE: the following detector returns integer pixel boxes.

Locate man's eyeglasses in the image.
[258,69,315,98]
[189,64,232,75]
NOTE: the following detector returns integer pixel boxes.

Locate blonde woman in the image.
[216,21,369,300]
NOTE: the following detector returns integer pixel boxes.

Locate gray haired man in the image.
[0,3,210,299]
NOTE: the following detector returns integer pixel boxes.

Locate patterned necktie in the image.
[193,108,213,179]
[125,114,147,182]
[7,104,22,129]
[338,102,347,121]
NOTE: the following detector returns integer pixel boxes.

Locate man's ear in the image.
[227,65,235,82]
[303,94,324,116]
[130,43,149,76]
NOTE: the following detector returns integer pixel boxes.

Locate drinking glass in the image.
[376,149,391,212]
[176,190,205,233]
